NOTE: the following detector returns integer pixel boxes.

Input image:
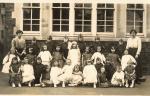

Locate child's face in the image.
[43,45,47,50]
[24,58,28,64]
[10,49,15,54]
[74,66,80,72]
[124,50,128,55]
[72,44,77,48]
[17,33,22,38]
[12,59,17,64]
[29,49,33,54]
[87,61,92,65]
[101,67,105,73]
[111,48,115,53]
[85,48,89,52]
[97,47,101,52]
[54,61,59,66]
[117,67,122,72]
[66,59,71,65]
[56,46,60,51]
[37,59,42,64]
[96,59,101,64]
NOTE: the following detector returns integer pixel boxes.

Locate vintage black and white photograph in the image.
[0,0,149,95]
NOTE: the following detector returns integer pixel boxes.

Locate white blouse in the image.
[126,36,142,55]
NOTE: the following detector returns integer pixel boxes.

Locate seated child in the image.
[58,59,74,87]
[26,47,36,65]
[91,46,106,65]
[33,57,45,86]
[21,57,35,87]
[50,61,62,87]
[2,48,20,73]
[83,60,97,88]
[9,57,22,88]
[69,65,83,86]
[124,60,136,88]
[41,65,51,87]
[111,66,124,87]
[121,50,136,71]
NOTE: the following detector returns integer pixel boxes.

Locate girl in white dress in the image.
[50,61,62,87]
[83,60,97,88]
[2,48,20,73]
[91,46,106,65]
[38,45,52,66]
[21,57,35,87]
[121,50,137,71]
[67,41,81,67]
[58,59,74,87]
[111,66,124,86]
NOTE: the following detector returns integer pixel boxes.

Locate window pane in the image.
[97,4,105,8]
[84,21,91,25]
[135,10,143,21]
[127,21,134,25]
[136,4,143,9]
[75,21,82,24]
[84,4,92,7]
[84,9,91,20]
[53,3,60,7]
[23,8,31,19]
[32,3,40,7]
[97,26,104,32]
[97,21,104,25]
[61,25,69,31]
[32,25,39,31]
[84,26,91,32]
[23,3,31,7]
[106,9,114,20]
[53,25,60,31]
[106,21,113,25]
[53,20,60,24]
[127,4,135,8]
[62,3,69,7]
[75,25,82,32]
[135,26,143,33]
[75,3,83,7]
[53,8,60,19]
[23,20,31,24]
[62,9,69,19]
[32,8,40,19]
[61,20,69,24]
[75,9,82,19]
[32,20,40,24]
[106,4,114,8]
[135,22,143,27]
[106,26,113,32]
[23,25,31,31]
[97,10,105,20]
[127,10,134,20]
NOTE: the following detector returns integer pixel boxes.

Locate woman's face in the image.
[17,33,22,38]
[131,31,136,38]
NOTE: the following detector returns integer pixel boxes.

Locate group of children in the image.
[1,36,138,88]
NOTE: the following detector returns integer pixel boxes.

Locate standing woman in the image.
[11,30,26,60]
[126,29,143,84]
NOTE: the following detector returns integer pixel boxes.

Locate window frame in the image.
[96,3,117,37]
[20,3,42,34]
[125,4,146,37]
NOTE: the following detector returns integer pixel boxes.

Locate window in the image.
[127,4,144,33]
[23,3,40,31]
[75,3,92,32]
[97,3,114,32]
[52,3,69,32]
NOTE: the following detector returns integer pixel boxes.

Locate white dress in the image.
[70,71,83,84]
[83,65,97,83]
[67,49,81,66]
[121,54,136,70]
[50,67,62,84]
[91,52,106,65]
[1,54,20,73]
[21,64,35,83]
[111,71,124,85]
[58,65,73,82]
[38,51,52,65]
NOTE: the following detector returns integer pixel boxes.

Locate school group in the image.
[1,29,145,88]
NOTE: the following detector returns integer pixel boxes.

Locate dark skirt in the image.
[9,73,22,84]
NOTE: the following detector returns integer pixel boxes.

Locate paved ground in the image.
[0,72,149,95]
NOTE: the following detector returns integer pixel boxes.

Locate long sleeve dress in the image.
[38,51,52,65]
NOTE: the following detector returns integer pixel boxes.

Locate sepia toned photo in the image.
[0,0,149,95]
